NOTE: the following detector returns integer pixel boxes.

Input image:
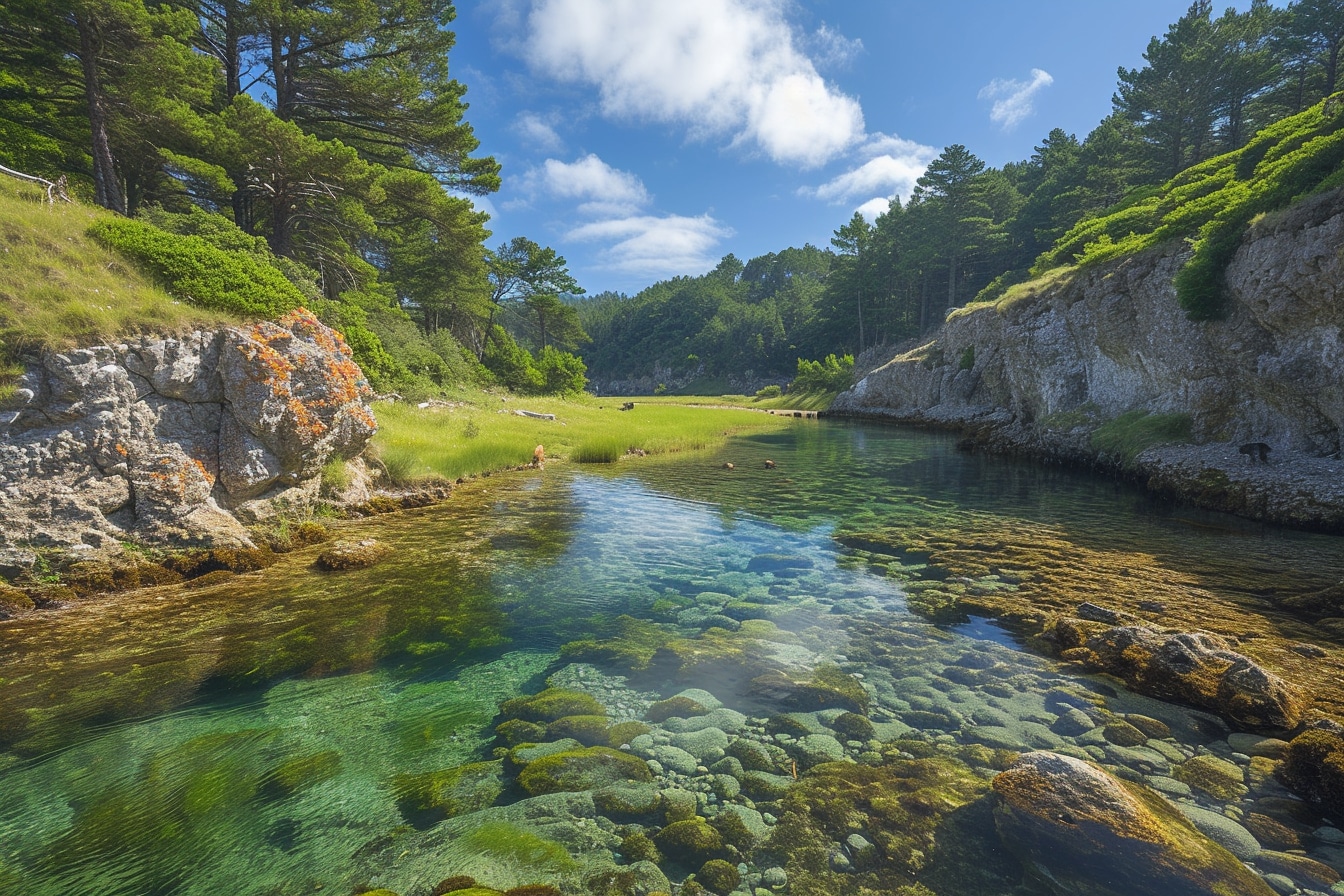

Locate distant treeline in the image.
[578,0,1344,383]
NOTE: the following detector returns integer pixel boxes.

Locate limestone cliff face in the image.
[0,308,376,566]
[834,188,1344,528]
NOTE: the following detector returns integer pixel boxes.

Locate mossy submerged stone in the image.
[545,715,611,746]
[1278,729,1344,824]
[517,746,652,795]
[394,760,504,819]
[592,781,663,820]
[652,818,724,864]
[497,718,548,747]
[992,751,1274,896]
[646,696,707,723]
[500,688,607,724]
[1172,753,1246,800]
[695,859,740,895]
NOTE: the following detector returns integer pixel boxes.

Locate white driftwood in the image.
[0,163,71,204]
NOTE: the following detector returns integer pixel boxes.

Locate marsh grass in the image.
[371,392,794,482]
[1091,410,1193,465]
[0,180,238,357]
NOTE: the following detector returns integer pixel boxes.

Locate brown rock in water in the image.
[317,538,391,571]
[1277,728,1344,825]
[992,751,1275,896]
[1079,625,1307,730]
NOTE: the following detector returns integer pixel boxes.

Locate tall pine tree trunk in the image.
[75,12,124,214]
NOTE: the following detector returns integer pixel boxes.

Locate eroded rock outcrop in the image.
[993,751,1274,896]
[833,187,1344,529]
[0,309,375,565]
[1051,620,1308,730]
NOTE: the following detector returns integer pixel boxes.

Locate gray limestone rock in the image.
[0,315,376,555]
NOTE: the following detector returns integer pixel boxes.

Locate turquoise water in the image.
[1,422,1342,895]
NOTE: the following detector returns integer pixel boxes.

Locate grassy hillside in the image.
[1031,95,1344,319]
[0,179,244,399]
[0,179,239,349]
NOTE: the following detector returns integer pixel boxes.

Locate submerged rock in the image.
[316,538,390,571]
[1057,624,1307,730]
[992,751,1274,896]
[1277,728,1344,824]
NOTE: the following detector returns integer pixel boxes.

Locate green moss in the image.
[646,696,708,723]
[592,781,663,820]
[1278,730,1344,823]
[545,714,611,746]
[559,615,678,672]
[750,663,869,713]
[606,720,651,747]
[652,819,725,865]
[516,746,652,795]
[497,718,548,747]
[460,822,578,876]
[832,712,876,742]
[621,831,662,864]
[499,688,607,724]
[763,755,999,894]
[696,859,740,894]
[393,760,503,820]
[1173,754,1246,800]
[431,875,480,895]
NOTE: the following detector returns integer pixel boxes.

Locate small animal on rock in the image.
[1238,442,1270,463]
[533,444,545,468]
[764,459,776,469]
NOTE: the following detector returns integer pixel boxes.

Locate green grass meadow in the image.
[370,393,800,483]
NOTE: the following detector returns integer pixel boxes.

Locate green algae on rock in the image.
[1277,728,1344,825]
[499,689,608,724]
[516,746,652,795]
[992,751,1274,896]
[394,760,505,821]
[652,818,725,865]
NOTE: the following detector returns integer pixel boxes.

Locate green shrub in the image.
[483,326,545,394]
[754,384,782,400]
[957,345,975,370]
[536,346,587,395]
[791,354,854,393]
[88,217,303,317]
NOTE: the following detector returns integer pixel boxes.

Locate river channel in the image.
[1,420,1342,895]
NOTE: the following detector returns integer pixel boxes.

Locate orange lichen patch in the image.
[141,454,212,506]
[114,444,128,457]
[189,457,216,487]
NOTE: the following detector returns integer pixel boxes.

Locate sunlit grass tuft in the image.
[573,436,626,463]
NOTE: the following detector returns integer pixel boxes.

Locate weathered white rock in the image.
[0,310,375,558]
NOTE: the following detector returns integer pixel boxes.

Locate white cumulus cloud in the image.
[514,111,565,152]
[801,132,938,214]
[525,154,651,216]
[516,0,864,168]
[855,197,893,222]
[979,68,1054,131]
[567,214,733,277]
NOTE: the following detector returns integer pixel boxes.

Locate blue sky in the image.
[448,1,1254,296]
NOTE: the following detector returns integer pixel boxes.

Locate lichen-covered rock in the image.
[0,310,375,556]
[1062,624,1307,730]
[992,751,1274,896]
[499,689,607,724]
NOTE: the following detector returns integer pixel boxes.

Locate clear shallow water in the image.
[1,422,1342,895]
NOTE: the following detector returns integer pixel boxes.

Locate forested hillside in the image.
[4,1,1344,399]
[0,0,588,398]
[578,0,1344,388]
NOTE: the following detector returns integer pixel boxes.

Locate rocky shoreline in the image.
[831,186,1344,533]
